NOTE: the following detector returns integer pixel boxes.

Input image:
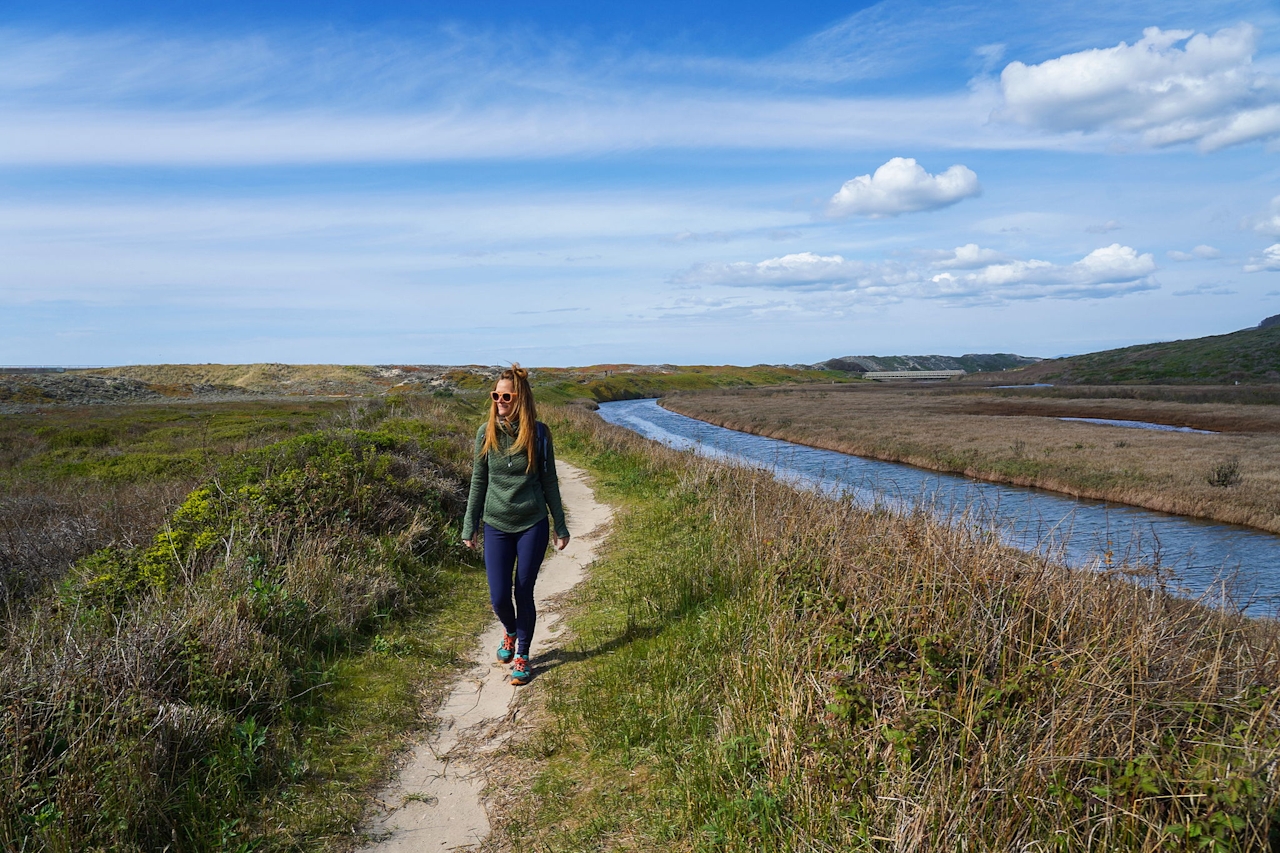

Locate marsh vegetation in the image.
[0,400,348,602]
[663,383,1280,534]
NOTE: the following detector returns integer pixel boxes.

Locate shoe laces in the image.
[501,634,516,653]
[513,655,529,673]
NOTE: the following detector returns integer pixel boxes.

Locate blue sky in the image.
[3,0,1280,366]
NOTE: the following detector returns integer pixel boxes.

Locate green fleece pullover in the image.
[461,420,569,541]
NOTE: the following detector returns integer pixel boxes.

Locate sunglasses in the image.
[490,391,514,402]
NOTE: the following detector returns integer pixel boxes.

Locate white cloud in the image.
[676,252,863,290]
[1168,244,1222,260]
[1249,196,1280,237]
[930,244,1157,299]
[997,25,1280,150]
[1245,244,1280,272]
[930,243,1006,269]
[675,243,1157,303]
[827,158,981,218]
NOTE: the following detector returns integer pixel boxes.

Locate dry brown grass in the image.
[663,384,1280,534]
[494,406,1280,851]
[0,478,192,602]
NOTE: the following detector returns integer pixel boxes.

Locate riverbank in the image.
[489,405,1280,851]
[661,384,1280,535]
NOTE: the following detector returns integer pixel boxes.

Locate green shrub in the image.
[1,424,472,852]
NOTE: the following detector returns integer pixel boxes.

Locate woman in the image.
[461,365,570,686]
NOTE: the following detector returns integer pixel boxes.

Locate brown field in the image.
[662,383,1280,534]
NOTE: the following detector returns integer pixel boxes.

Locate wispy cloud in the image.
[1085,220,1122,234]
[1172,282,1236,295]
[1,12,1276,166]
[0,95,1015,166]
[4,18,1231,167]
[1168,244,1222,260]
[674,243,1158,304]
[0,191,800,307]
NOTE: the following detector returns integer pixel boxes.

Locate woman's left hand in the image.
[554,535,570,551]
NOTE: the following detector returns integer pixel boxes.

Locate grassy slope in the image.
[489,407,1280,852]
[82,363,382,393]
[985,325,1280,385]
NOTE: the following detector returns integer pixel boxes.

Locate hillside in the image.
[983,324,1280,385]
[1,363,839,410]
[819,352,1040,374]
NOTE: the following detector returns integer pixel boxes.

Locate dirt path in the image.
[361,462,610,852]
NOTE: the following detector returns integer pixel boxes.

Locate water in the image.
[1058,417,1215,434]
[598,398,1280,616]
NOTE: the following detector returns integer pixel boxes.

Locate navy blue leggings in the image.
[483,519,549,656]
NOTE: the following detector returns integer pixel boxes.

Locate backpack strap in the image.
[536,421,550,474]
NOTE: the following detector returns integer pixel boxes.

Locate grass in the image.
[81,363,383,394]
[986,324,1280,385]
[527,364,845,405]
[974,384,1280,407]
[486,406,1280,852]
[0,400,348,603]
[52,363,844,406]
[8,366,1280,850]
[661,383,1280,534]
[252,567,493,849]
[0,395,500,851]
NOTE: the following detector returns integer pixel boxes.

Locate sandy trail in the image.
[362,462,610,852]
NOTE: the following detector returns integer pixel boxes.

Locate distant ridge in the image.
[818,353,1041,375]
[977,320,1280,385]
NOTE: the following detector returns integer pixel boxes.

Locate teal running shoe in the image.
[510,655,532,686]
[496,633,516,664]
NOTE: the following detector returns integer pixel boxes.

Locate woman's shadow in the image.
[531,622,663,681]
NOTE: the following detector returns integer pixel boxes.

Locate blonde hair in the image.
[481,364,539,473]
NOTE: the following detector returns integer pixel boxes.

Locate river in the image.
[597,398,1280,617]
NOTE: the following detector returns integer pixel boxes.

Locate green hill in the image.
[820,353,1040,374]
[990,324,1280,385]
